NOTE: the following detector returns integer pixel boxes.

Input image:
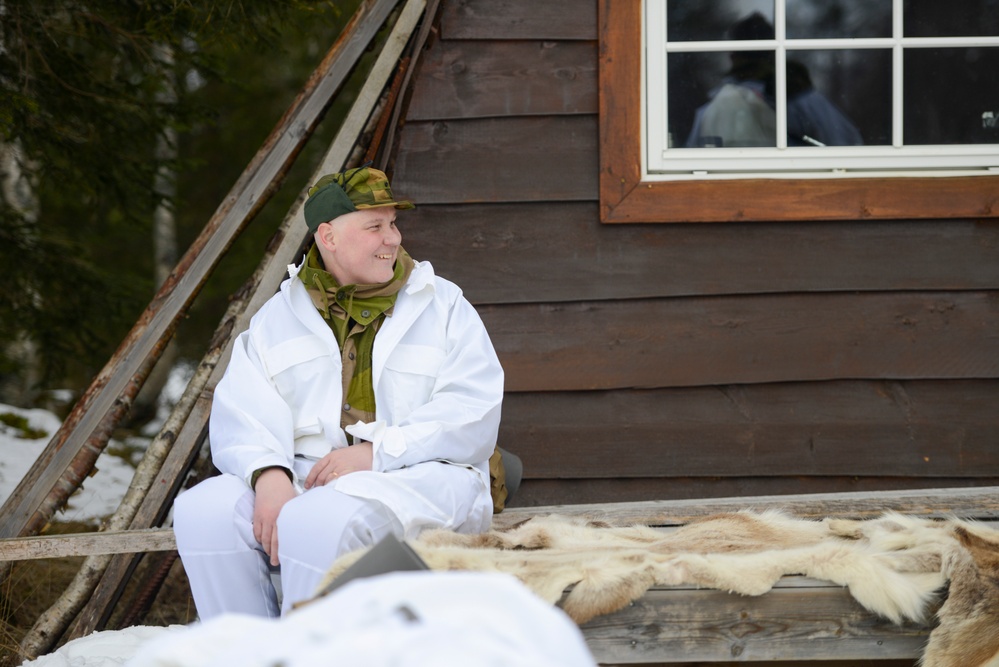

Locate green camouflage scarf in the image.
[300,244,414,432]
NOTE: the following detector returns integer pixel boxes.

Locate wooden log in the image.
[0,0,405,543]
[580,578,929,664]
[5,492,996,560]
[407,41,597,120]
[493,486,999,530]
[0,529,176,562]
[479,291,999,392]
[499,380,999,478]
[510,477,999,509]
[392,116,598,203]
[401,203,999,305]
[439,0,596,40]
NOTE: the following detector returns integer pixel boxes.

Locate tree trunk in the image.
[134,43,180,424]
[0,140,41,407]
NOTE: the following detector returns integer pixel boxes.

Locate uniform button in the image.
[361,309,371,318]
[343,403,351,411]
[337,291,345,300]
[348,351,355,360]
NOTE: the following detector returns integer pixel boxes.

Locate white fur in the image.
[318,510,999,665]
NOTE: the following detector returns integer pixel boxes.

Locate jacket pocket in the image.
[261,336,330,377]
[385,344,446,376]
[382,344,446,418]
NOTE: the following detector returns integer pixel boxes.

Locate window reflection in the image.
[660,1,999,152]
[789,49,891,145]
[666,0,773,42]
[674,13,865,148]
[904,47,999,144]
[904,0,999,37]
[786,0,891,39]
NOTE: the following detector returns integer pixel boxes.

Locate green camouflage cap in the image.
[303,166,414,233]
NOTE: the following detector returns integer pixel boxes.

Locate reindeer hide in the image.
[317,510,999,667]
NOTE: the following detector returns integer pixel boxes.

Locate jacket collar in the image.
[281,258,438,374]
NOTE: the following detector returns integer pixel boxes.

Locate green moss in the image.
[0,413,48,440]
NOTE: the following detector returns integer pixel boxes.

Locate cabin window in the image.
[598,0,999,223]
[645,0,999,176]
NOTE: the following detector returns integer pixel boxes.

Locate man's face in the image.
[316,207,402,286]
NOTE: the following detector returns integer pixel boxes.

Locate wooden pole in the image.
[4,485,998,561]
[492,485,999,530]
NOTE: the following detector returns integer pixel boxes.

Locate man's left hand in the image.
[305,441,374,489]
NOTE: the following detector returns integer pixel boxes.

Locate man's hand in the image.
[305,442,374,489]
[252,468,297,566]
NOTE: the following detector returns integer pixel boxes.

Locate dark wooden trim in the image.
[483,291,999,392]
[598,0,999,224]
[500,380,999,478]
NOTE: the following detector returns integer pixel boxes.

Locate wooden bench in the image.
[4,487,997,664]
[578,576,930,664]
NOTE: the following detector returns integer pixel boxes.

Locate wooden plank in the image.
[406,40,597,120]
[0,0,404,542]
[499,380,999,478]
[0,529,176,562]
[494,486,999,530]
[391,116,598,203]
[581,583,928,663]
[0,500,999,564]
[439,0,596,40]
[510,478,999,510]
[402,203,999,305]
[480,291,999,392]
[8,497,993,561]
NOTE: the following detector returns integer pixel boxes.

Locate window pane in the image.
[666,0,774,42]
[669,51,777,148]
[786,0,892,39]
[904,0,999,37]
[904,47,999,145]
[787,50,891,146]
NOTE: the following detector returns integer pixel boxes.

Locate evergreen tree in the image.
[0,1,350,402]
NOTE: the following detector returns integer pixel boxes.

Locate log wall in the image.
[392,0,999,506]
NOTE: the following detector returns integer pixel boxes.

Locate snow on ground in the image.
[0,362,194,524]
[22,626,186,667]
[0,401,140,524]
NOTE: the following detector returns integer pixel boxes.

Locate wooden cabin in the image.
[389,3,999,660]
[394,0,999,508]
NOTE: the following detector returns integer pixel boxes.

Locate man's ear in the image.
[315,221,336,252]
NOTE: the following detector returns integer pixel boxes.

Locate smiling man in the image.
[173,167,506,619]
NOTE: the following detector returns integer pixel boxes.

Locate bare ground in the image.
[0,522,195,667]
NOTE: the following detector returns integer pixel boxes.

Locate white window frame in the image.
[645,0,999,179]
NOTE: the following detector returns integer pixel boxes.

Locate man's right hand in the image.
[252,468,296,566]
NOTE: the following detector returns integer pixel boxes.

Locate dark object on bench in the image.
[315,533,430,598]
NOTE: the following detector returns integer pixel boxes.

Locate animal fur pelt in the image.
[317,510,999,667]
